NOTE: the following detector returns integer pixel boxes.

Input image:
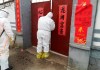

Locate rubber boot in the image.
[42,52,49,58]
[36,52,42,59]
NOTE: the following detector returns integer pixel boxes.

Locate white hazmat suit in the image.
[37,12,55,53]
[0,10,14,70]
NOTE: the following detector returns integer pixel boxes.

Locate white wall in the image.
[93,0,100,46]
[94,0,100,29]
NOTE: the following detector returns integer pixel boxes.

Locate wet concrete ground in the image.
[9,48,67,70]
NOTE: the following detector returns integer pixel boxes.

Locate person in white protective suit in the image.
[0,10,14,70]
[37,12,55,59]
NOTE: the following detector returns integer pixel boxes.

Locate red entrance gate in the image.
[31,0,73,56]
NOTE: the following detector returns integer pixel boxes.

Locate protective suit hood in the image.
[46,12,53,18]
[0,10,9,18]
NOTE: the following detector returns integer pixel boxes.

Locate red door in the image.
[51,0,73,56]
[31,2,51,46]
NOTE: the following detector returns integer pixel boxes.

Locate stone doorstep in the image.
[26,46,68,66]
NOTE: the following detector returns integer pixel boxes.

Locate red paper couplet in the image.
[78,0,90,4]
[74,0,92,44]
[74,26,88,44]
[58,5,67,36]
[38,8,44,19]
[75,1,92,27]
[15,0,21,32]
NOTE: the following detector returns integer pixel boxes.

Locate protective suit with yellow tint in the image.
[37,12,55,59]
[0,10,14,70]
